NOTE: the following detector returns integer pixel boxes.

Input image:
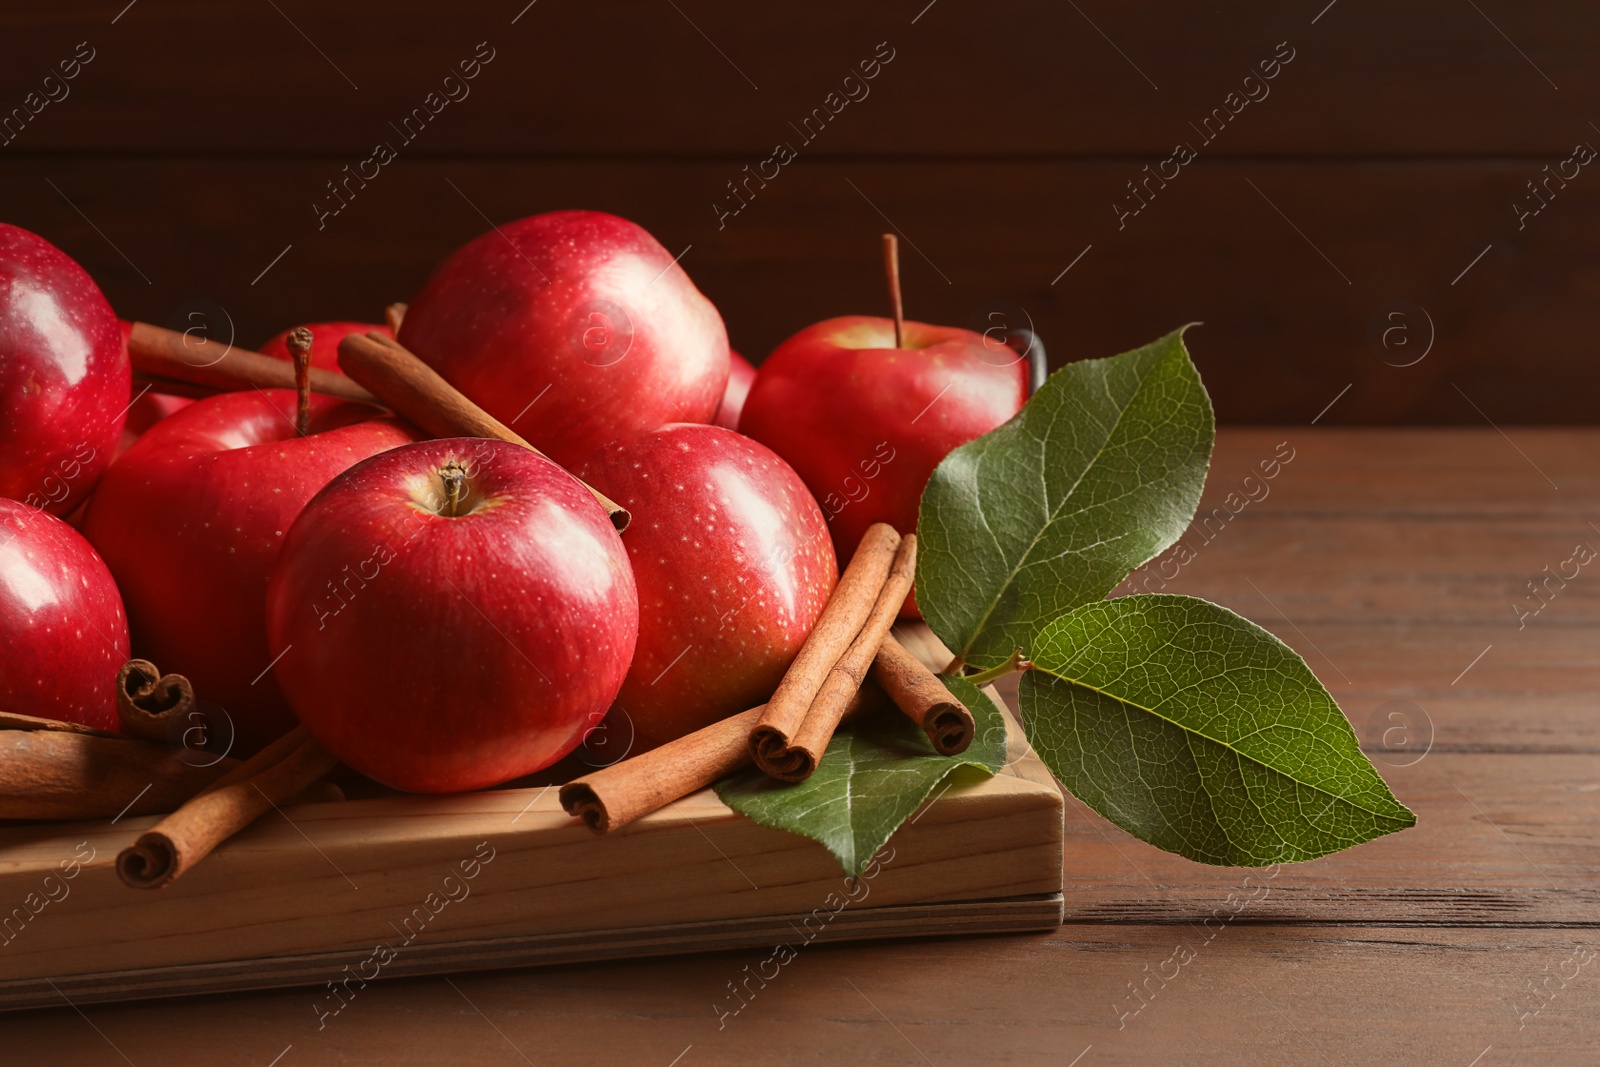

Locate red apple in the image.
[119,391,192,444]
[258,321,390,373]
[740,316,1027,614]
[0,498,129,730]
[266,438,638,792]
[576,423,836,747]
[114,319,191,456]
[0,224,129,516]
[399,210,730,468]
[83,391,418,753]
[712,348,757,430]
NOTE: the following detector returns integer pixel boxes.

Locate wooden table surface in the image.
[5,427,1598,1065]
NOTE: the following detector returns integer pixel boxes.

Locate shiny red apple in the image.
[576,423,836,747]
[712,348,756,430]
[399,210,730,468]
[740,316,1027,614]
[267,438,638,792]
[0,498,129,730]
[0,224,129,516]
[113,318,190,456]
[83,391,417,752]
[258,321,390,373]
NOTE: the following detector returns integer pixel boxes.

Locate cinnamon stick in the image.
[749,523,902,781]
[127,321,376,404]
[115,659,197,743]
[0,710,123,739]
[192,725,344,804]
[385,302,407,335]
[561,688,877,833]
[764,534,918,781]
[190,723,309,797]
[337,332,630,531]
[116,725,339,888]
[0,730,236,820]
[128,374,219,400]
[872,634,975,756]
[562,706,764,833]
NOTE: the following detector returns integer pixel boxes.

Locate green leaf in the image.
[1021,594,1415,865]
[715,675,1007,876]
[916,327,1214,671]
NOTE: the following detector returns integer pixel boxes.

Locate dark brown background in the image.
[1,1,1592,423]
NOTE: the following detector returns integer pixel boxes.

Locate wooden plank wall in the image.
[1,2,1594,423]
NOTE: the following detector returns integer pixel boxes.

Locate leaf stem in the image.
[959,647,1026,687]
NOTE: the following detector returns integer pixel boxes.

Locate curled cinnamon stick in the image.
[116,725,338,889]
[127,321,376,404]
[337,333,630,532]
[764,534,918,781]
[114,659,197,743]
[0,730,236,820]
[873,635,974,756]
[749,523,902,781]
[385,302,407,335]
[561,688,877,833]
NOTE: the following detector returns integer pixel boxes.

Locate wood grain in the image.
[1127,515,1600,623]
[7,926,1596,1066]
[1194,428,1592,516]
[1059,752,1600,925]
[0,894,1065,1013]
[0,691,1061,1005]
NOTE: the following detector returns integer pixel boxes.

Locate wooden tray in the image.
[0,686,1063,1011]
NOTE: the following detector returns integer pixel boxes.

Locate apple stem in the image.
[287,326,313,438]
[439,462,468,517]
[882,233,904,348]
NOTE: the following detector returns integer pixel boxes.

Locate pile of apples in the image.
[0,211,1028,794]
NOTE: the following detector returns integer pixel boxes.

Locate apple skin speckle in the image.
[576,423,837,748]
[0,498,129,730]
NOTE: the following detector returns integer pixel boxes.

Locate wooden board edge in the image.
[0,893,1066,1013]
[0,696,1063,882]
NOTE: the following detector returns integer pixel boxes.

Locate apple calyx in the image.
[287,326,314,438]
[438,462,470,517]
